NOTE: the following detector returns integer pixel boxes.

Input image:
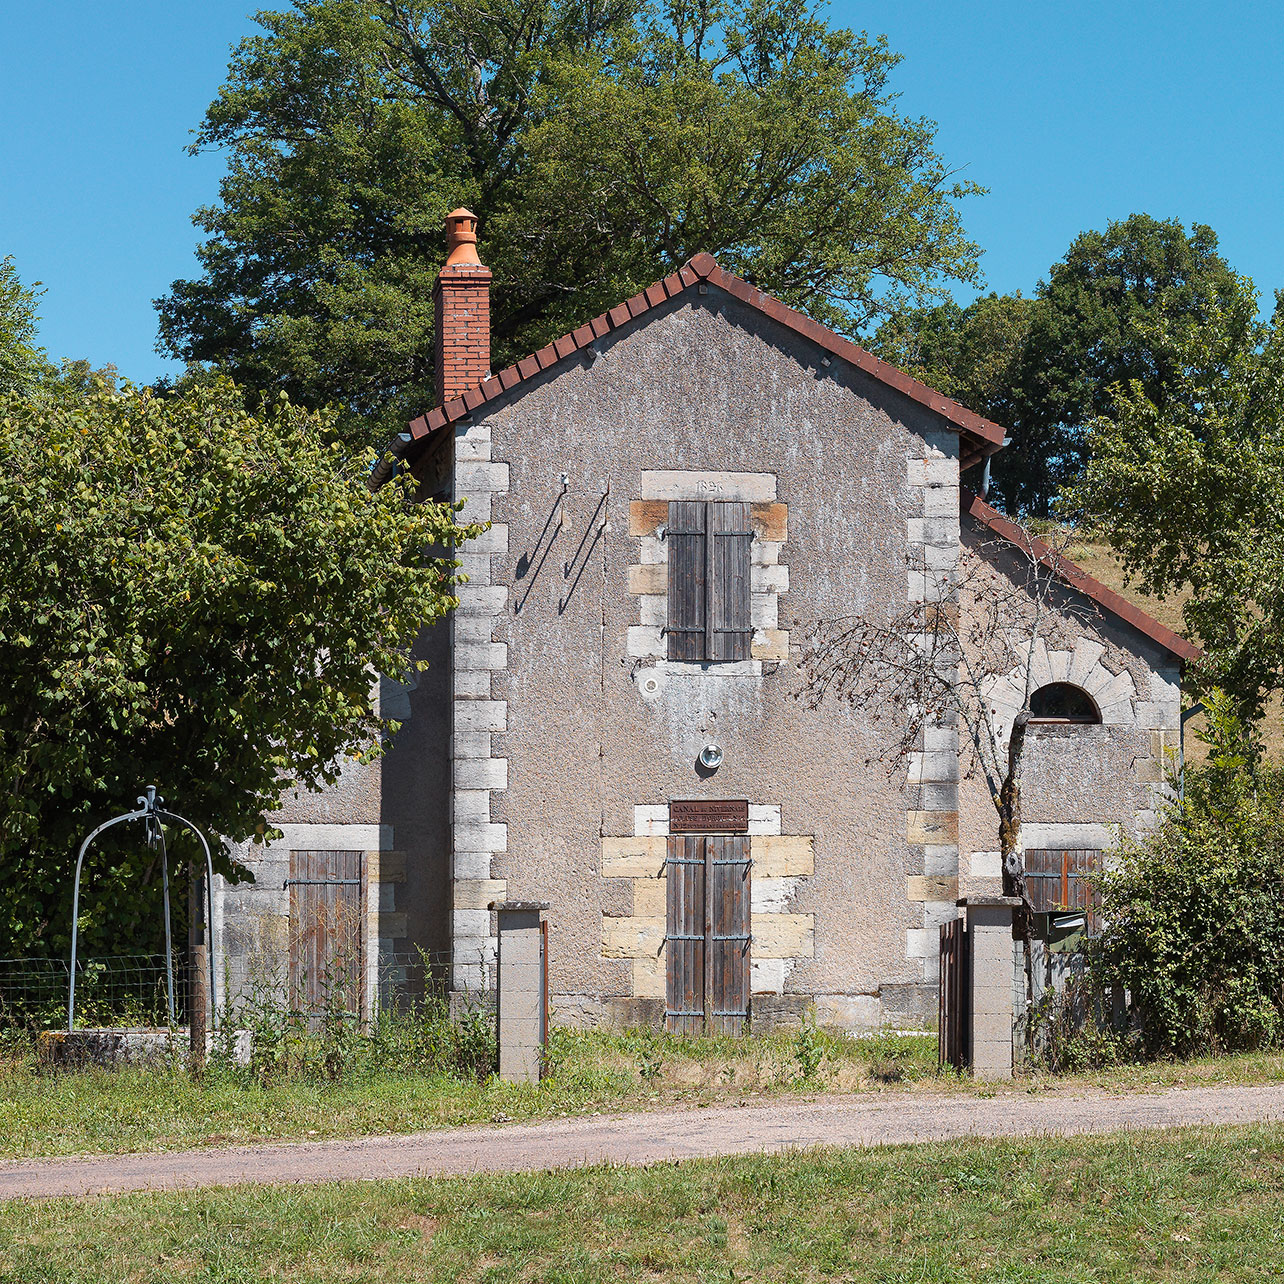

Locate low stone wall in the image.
[37,1028,253,1068]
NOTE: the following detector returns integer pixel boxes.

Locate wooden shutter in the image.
[666,501,707,661]
[1024,848,1101,931]
[665,834,751,1034]
[708,503,753,661]
[288,849,366,1028]
[666,501,753,662]
[1023,847,1061,913]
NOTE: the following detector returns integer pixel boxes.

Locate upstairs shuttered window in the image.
[666,500,753,662]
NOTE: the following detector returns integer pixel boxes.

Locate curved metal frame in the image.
[68,786,218,1033]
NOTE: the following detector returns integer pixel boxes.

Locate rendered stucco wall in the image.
[456,287,957,1027]
[956,514,1183,897]
[214,571,455,1010]
[215,284,1186,1036]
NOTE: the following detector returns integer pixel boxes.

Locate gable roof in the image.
[395,253,1007,474]
[962,489,1202,664]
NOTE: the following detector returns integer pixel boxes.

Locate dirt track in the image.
[4,1082,1283,1200]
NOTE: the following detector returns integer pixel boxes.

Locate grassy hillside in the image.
[1063,535,1283,762]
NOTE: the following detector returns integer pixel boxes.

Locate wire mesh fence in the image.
[0,955,188,1030]
[375,949,493,1009]
[0,946,493,1033]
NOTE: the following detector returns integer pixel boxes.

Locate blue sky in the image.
[2,1,1280,384]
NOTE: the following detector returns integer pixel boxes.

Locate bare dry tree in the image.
[802,514,1096,919]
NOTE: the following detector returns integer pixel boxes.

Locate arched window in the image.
[1029,682,1100,724]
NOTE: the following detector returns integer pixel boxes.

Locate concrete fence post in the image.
[490,900,549,1083]
[958,895,1021,1080]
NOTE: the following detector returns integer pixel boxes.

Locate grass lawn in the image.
[4,1123,1284,1281]
[0,1026,932,1159]
[3,1024,1284,1161]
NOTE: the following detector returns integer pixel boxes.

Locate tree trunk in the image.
[188,860,209,1074]
[998,709,1036,1061]
[999,710,1031,905]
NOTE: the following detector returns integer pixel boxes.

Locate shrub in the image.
[1093,694,1284,1058]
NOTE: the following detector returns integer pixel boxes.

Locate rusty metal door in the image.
[665,835,751,1035]
[938,916,969,1070]
[287,849,366,1027]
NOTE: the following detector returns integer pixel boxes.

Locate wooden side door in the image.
[665,834,751,1034]
[288,849,366,1027]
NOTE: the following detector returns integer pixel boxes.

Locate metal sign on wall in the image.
[669,799,750,834]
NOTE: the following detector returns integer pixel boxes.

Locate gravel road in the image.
[4,1082,1283,1201]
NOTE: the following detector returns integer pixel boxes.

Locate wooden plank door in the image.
[288,849,366,1028]
[707,834,751,1034]
[665,835,751,1034]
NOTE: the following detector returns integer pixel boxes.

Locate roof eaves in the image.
[962,488,1202,664]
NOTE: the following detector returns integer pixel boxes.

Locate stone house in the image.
[213,210,1199,1031]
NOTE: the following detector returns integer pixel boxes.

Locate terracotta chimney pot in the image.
[443,208,482,267]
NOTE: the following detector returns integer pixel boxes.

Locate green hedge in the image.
[1094,694,1284,1057]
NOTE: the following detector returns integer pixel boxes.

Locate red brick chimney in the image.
[433,208,491,405]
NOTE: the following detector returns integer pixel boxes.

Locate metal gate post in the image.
[69,787,219,1035]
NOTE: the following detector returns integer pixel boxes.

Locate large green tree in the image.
[0,256,50,398]
[871,288,1039,443]
[0,377,476,957]
[1070,284,1284,721]
[157,0,983,448]
[872,214,1243,515]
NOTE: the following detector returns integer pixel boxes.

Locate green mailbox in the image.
[1032,909,1087,954]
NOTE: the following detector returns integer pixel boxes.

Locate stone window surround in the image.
[601,800,816,999]
[980,642,1181,839]
[982,638,1178,743]
[626,469,790,667]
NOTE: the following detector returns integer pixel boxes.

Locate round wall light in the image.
[698,742,724,771]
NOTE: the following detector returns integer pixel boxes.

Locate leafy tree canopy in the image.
[157,0,984,449]
[872,214,1243,515]
[872,288,1038,447]
[0,377,477,956]
[0,256,51,398]
[1069,281,1284,720]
